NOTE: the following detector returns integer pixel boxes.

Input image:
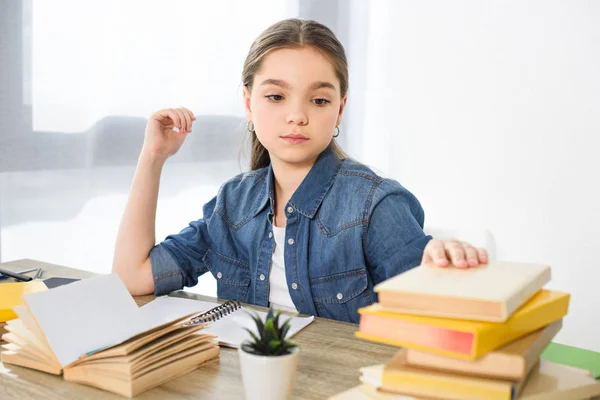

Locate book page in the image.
[142,296,314,348]
[23,274,144,367]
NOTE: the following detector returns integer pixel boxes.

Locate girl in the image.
[112,19,487,324]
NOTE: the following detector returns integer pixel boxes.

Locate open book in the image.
[1,274,221,398]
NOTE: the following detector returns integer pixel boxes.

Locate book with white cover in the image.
[375,261,551,322]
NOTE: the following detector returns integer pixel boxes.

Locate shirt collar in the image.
[253,146,343,219]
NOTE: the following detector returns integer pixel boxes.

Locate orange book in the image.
[375,261,550,322]
[356,290,569,360]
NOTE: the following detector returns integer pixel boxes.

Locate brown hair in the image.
[242,18,348,170]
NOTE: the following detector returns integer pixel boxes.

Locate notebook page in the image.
[23,274,144,367]
[143,296,314,348]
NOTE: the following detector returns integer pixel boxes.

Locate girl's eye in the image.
[265,94,284,102]
[312,98,330,106]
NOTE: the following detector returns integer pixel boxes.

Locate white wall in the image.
[353,1,600,351]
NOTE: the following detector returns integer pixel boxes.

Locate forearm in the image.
[112,151,165,275]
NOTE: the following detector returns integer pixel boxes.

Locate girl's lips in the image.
[281,136,309,144]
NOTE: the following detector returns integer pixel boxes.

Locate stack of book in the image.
[1,274,220,398]
[331,261,600,400]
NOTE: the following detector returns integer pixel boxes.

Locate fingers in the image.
[152,107,196,132]
[173,109,188,132]
[153,109,178,129]
[463,243,479,267]
[176,107,196,132]
[424,238,490,269]
[181,107,196,132]
[445,240,468,269]
[477,247,489,264]
[182,107,196,123]
[423,240,449,267]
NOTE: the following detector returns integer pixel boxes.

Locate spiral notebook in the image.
[142,296,315,348]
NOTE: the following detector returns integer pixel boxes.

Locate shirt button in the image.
[287,238,294,245]
[287,206,294,213]
[291,282,298,290]
[268,232,273,238]
[216,272,222,279]
[259,274,266,281]
[337,293,344,300]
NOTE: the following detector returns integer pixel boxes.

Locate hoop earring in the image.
[333,126,340,138]
[247,121,255,132]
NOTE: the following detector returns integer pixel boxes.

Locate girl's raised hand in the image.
[142,107,196,161]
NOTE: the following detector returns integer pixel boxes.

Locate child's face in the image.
[244,46,346,168]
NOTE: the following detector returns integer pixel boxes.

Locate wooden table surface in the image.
[0,259,397,399]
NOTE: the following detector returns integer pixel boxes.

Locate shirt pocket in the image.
[310,267,373,324]
[203,248,251,302]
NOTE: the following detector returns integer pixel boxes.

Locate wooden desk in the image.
[0,259,396,399]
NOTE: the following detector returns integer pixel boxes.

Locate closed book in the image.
[375,261,550,322]
[356,290,569,360]
[358,359,600,400]
[361,363,518,400]
[0,274,222,397]
[403,320,562,380]
[0,280,48,322]
[541,342,600,379]
[328,383,419,399]
[519,360,600,399]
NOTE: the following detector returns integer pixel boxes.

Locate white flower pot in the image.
[238,346,300,400]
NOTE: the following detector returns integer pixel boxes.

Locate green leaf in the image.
[269,340,282,352]
[280,319,292,340]
[273,310,281,331]
[264,319,276,344]
[243,328,260,344]
[248,311,265,337]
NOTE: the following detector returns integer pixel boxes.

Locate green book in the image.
[541,342,600,379]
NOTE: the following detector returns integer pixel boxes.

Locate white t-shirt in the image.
[268,226,298,313]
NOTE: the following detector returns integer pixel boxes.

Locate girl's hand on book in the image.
[142,107,196,162]
[422,239,488,268]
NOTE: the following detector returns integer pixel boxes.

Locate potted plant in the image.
[238,308,300,400]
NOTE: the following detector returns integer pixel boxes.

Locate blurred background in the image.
[1,0,598,351]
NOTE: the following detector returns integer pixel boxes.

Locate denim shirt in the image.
[150,147,432,323]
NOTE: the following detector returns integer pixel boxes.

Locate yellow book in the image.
[339,360,600,400]
[0,280,48,322]
[356,290,569,360]
[362,363,517,400]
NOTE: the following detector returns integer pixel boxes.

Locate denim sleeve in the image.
[150,196,216,296]
[365,179,432,286]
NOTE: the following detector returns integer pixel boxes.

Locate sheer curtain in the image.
[0,0,299,296]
